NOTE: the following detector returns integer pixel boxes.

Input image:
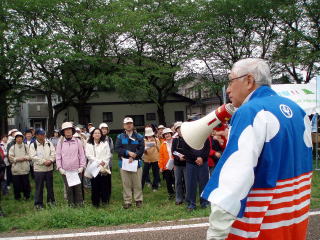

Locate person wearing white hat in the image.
[158,128,175,199]
[8,132,31,200]
[157,125,166,144]
[100,122,113,203]
[142,127,161,191]
[56,122,86,206]
[115,117,145,209]
[171,122,187,205]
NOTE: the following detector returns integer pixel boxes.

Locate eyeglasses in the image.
[227,74,248,86]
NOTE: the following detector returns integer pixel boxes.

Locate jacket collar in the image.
[247,86,277,103]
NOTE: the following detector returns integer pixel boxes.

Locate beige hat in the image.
[158,125,165,129]
[123,117,133,124]
[144,127,154,137]
[174,121,183,130]
[162,128,173,135]
[99,123,109,129]
[60,122,75,136]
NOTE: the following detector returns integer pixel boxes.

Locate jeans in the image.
[174,165,187,203]
[186,162,209,209]
[142,162,160,190]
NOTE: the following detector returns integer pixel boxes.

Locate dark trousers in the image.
[106,167,112,202]
[91,173,110,207]
[12,174,31,200]
[142,162,160,190]
[6,166,12,185]
[186,162,209,209]
[34,171,55,207]
[62,174,83,206]
[162,170,175,196]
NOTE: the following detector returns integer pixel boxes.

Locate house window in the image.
[128,115,145,126]
[146,113,156,121]
[103,112,113,122]
[175,111,184,122]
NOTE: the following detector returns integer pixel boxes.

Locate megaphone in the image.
[181,104,236,150]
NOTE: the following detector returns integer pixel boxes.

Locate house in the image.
[179,74,227,117]
[55,90,194,133]
[14,93,60,131]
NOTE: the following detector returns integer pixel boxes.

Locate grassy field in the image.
[0,156,319,233]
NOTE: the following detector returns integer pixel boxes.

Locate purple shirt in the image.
[56,137,86,171]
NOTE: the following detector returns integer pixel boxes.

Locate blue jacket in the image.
[115,131,145,168]
[202,86,312,221]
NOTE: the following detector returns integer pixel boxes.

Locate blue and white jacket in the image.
[115,131,145,169]
[201,86,313,240]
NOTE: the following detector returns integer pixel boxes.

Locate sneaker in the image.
[136,201,143,208]
[123,203,132,209]
[152,189,157,192]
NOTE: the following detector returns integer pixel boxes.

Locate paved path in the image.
[0,212,319,240]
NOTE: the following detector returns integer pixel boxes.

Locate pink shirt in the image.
[56,137,86,171]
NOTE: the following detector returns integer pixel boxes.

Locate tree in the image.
[111,0,196,125]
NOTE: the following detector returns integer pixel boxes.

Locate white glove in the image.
[78,167,84,173]
[59,168,66,175]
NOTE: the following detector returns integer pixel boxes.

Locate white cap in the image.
[123,117,133,124]
[174,121,183,130]
[14,132,24,138]
[89,127,95,133]
[162,128,173,135]
[158,125,165,129]
[144,127,154,137]
[8,129,18,136]
[75,127,81,132]
[99,123,109,129]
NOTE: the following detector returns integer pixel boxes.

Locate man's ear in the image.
[246,74,256,90]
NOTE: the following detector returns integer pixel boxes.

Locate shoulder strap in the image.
[33,141,37,151]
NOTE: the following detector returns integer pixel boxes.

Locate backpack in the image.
[33,141,50,151]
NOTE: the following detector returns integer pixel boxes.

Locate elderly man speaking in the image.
[202,58,313,240]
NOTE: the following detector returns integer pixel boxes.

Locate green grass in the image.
[0,156,319,233]
[0,156,210,233]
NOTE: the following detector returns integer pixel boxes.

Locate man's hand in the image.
[44,160,52,166]
[100,161,106,167]
[195,157,203,166]
[78,167,84,173]
[215,152,221,158]
[128,151,137,158]
[179,155,185,161]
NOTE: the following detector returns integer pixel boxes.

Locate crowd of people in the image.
[0,116,228,215]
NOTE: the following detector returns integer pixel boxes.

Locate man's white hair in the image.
[232,58,272,86]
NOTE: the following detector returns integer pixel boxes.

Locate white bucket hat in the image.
[123,117,133,124]
[158,125,165,129]
[99,123,109,129]
[89,127,95,134]
[8,129,18,136]
[144,127,154,137]
[162,128,173,135]
[174,121,183,130]
[60,122,75,136]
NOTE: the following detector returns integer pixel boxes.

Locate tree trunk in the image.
[157,102,166,126]
[46,93,54,137]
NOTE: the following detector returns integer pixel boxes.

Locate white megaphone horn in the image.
[181,103,236,150]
